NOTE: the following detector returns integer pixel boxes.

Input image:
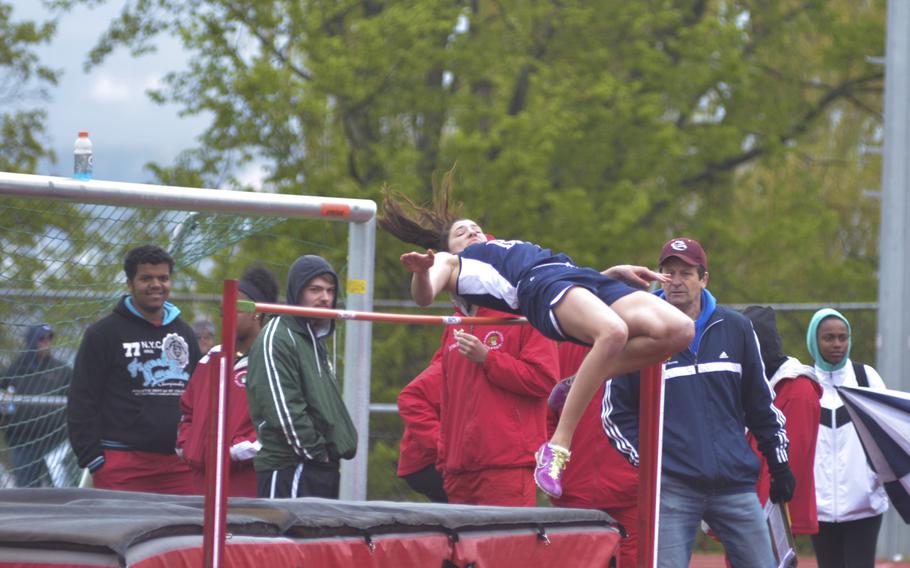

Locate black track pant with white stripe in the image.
[256,461,340,499]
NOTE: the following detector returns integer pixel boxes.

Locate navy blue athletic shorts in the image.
[517,263,638,345]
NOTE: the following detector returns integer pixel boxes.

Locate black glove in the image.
[769,463,796,503]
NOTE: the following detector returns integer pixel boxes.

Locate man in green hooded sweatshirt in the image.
[246,255,357,499]
[806,308,889,568]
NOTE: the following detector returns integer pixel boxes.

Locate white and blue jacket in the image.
[603,290,789,493]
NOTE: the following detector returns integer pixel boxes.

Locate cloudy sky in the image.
[10,1,208,184]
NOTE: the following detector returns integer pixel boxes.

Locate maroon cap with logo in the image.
[658,237,708,270]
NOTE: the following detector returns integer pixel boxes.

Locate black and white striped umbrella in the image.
[839,385,910,523]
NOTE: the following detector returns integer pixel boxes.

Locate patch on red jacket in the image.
[234,368,247,388]
[482,331,504,350]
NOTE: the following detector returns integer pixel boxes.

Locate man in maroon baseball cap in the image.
[657,237,709,320]
[602,234,793,566]
[658,237,708,272]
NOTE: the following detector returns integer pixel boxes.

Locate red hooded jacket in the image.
[750,363,822,534]
[397,349,444,477]
[438,307,558,474]
[176,346,258,492]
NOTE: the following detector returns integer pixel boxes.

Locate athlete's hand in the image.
[602,264,669,289]
[453,329,488,363]
[400,250,435,273]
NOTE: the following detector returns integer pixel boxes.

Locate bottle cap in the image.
[78,131,89,137]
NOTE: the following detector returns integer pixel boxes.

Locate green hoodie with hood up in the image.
[246,255,357,471]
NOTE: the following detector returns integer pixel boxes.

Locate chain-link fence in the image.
[0,294,881,498]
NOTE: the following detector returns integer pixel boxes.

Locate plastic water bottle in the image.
[74,131,93,181]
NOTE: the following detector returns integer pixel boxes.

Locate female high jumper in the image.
[379,170,693,498]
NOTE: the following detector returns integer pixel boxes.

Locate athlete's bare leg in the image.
[549,288,692,450]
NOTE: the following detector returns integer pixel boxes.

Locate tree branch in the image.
[223,2,313,82]
[681,72,882,187]
[638,72,883,225]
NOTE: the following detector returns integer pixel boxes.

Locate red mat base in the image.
[0,489,622,568]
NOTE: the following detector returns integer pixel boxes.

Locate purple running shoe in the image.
[534,442,571,498]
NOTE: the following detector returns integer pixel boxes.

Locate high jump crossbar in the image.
[238,300,528,326]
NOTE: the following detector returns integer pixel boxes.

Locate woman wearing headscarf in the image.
[807,308,889,568]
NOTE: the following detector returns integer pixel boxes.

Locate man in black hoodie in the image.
[67,245,201,494]
[246,255,357,499]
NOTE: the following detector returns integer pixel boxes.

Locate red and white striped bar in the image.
[239,300,529,326]
[637,363,665,568]
[204,280,238,568]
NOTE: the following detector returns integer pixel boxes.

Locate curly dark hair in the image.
[239,264,280,303]
[377,166,466,251]
[123,245,174,280]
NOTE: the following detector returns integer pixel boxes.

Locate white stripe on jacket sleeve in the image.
[263,318,312,460]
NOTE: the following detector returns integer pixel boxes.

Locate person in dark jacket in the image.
[1,324,72,487]
[603,237,793,568]
[246,255,357,499]
[67,245,201,494]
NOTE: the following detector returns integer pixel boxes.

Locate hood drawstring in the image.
[331,332,337,377]
[305,322,322,377]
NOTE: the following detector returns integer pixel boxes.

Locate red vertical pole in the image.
[202,279,238,568]
[636,363,665,568]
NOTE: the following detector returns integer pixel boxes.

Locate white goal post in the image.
[0,171,377,500]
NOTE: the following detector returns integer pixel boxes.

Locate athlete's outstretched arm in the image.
[602,264,669,290]
[401,250,456,306]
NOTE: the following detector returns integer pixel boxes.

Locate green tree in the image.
[0,2,65,292]
[0,2,58,172]
[49,0,884,266]
[51,0,886,497]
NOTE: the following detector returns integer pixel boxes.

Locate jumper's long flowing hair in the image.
[378,167,465,252]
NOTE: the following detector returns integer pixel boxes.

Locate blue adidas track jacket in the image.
[603,304,789,494]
